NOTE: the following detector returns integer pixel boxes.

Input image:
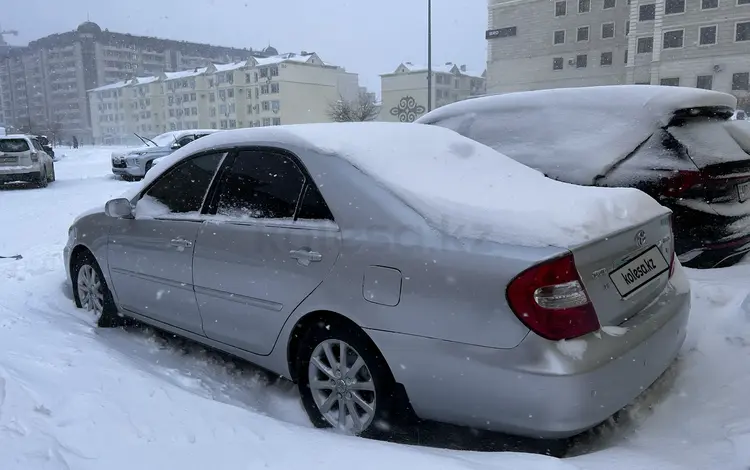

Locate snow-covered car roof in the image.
[416,85,738,185]
[127,122,668,248]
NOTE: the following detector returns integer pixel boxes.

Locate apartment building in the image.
[485,0,750,103]
[379,62,486,122]
[89,52,360,144]
[0,21,275,141]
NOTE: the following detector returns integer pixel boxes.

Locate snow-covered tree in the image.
[327,92,380,122]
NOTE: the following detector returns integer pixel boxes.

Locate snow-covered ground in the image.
[0,147,749,470]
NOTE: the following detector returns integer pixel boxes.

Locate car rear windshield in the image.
[0,139,30,153]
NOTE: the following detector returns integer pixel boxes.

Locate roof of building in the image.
[382,61,486,79]
[87,52,335,92]
[77,21,102,34]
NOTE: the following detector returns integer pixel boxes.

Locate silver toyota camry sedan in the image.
[64,122,690,441]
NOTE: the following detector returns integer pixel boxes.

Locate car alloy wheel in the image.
[307,338,377,433]
[77,264,104,321]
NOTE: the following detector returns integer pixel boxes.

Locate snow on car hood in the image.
[416,85,738,185]
[147,122,669,249]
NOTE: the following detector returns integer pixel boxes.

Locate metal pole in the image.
[427,0,432,112]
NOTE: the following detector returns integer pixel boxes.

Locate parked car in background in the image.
[0,134,56,187]
[417,85,750,269]
[732,110,747,121]
[65,122,689,442]
[111,129,219,180]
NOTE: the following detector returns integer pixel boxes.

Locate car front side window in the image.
[215,150,306,221]
[136,152,225,218]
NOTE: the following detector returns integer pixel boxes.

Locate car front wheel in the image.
[297,319,400,437]
[72,252,121,328]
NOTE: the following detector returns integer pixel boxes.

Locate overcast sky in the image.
[3,0,487,93]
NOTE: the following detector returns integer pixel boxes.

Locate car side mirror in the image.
[105,198,134,219]
[170,142,181,150]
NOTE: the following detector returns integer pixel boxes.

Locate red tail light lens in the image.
[506,254,600,341]
[668,214,676,278]
[661,170,702,198]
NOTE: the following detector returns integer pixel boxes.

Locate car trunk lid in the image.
[571,212,674,327]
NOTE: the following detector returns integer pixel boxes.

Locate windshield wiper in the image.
[133,132,150,147]
[133,133,159,147]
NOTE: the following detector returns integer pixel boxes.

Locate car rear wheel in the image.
[36,168,48,188]
[72,252,121,328]
[297,319,400,437]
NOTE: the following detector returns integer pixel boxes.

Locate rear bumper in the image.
[368,268,690,439]
[0,165,42,183]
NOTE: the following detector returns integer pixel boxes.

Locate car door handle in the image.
[290,249,322,266]
[170,238,193,248]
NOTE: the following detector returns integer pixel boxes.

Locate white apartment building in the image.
[485,0,750,103]
[89,52,360,144]
[379,62,486,122]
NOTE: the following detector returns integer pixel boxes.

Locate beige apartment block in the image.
[485,0,750,103]
[379,62,486,123]
[89,52,360,144]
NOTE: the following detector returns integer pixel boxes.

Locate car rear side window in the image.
[296,183,334,221]
[140,152,224,215]
[0,139,30,153]
[215,150,306,220]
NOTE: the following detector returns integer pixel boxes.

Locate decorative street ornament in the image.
[389,96,426,123]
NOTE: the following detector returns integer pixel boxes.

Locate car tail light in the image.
[668,214,677,278]
[661,170,703,197]
[506,254,600,341]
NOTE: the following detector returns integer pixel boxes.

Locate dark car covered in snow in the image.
[416,85,750,269]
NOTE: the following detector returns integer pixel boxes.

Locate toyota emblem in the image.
[635,230,647,247]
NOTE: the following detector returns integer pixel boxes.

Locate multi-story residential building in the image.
[379,62,486,122]
[0,21,276,141]
[485,0,750,105]
[89,52,360,144]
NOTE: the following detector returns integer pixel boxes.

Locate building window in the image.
[639,4,655,20]
[665,0,685,14]
[663,30,684,48]
[554,30,566,44]
[602,22,615,38]
[577,26,590,41]
[604,0,616,8]
[624,49,628,63]
[553,57,564,70]
[699,25,718,45]
[637,36,654,53]
[272,118,281,126]
[733,72,750,91]
[702,0,718,9]
[600,51,613,66]
[737,22,750,41]
[579,0,591,12]
[271,83,280,93]
[739,0,750,5]
[262,101,270,111]
[625,21,631,36]
[660,78,680,86]
[576,54,588,68]
[696,75,713,89]
[555,0,567,16]
[263,118,271,126]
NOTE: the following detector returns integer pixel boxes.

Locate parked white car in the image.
[0,134,56,187]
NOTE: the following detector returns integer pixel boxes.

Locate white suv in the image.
[0,134,56,187]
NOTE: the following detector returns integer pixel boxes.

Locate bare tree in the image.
[327,92,380,122]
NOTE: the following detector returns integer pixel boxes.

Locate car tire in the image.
[296,318,401,438]
[36,168,48,188]
[71,251,121,328]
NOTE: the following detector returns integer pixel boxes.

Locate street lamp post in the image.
[427,0,433,112]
